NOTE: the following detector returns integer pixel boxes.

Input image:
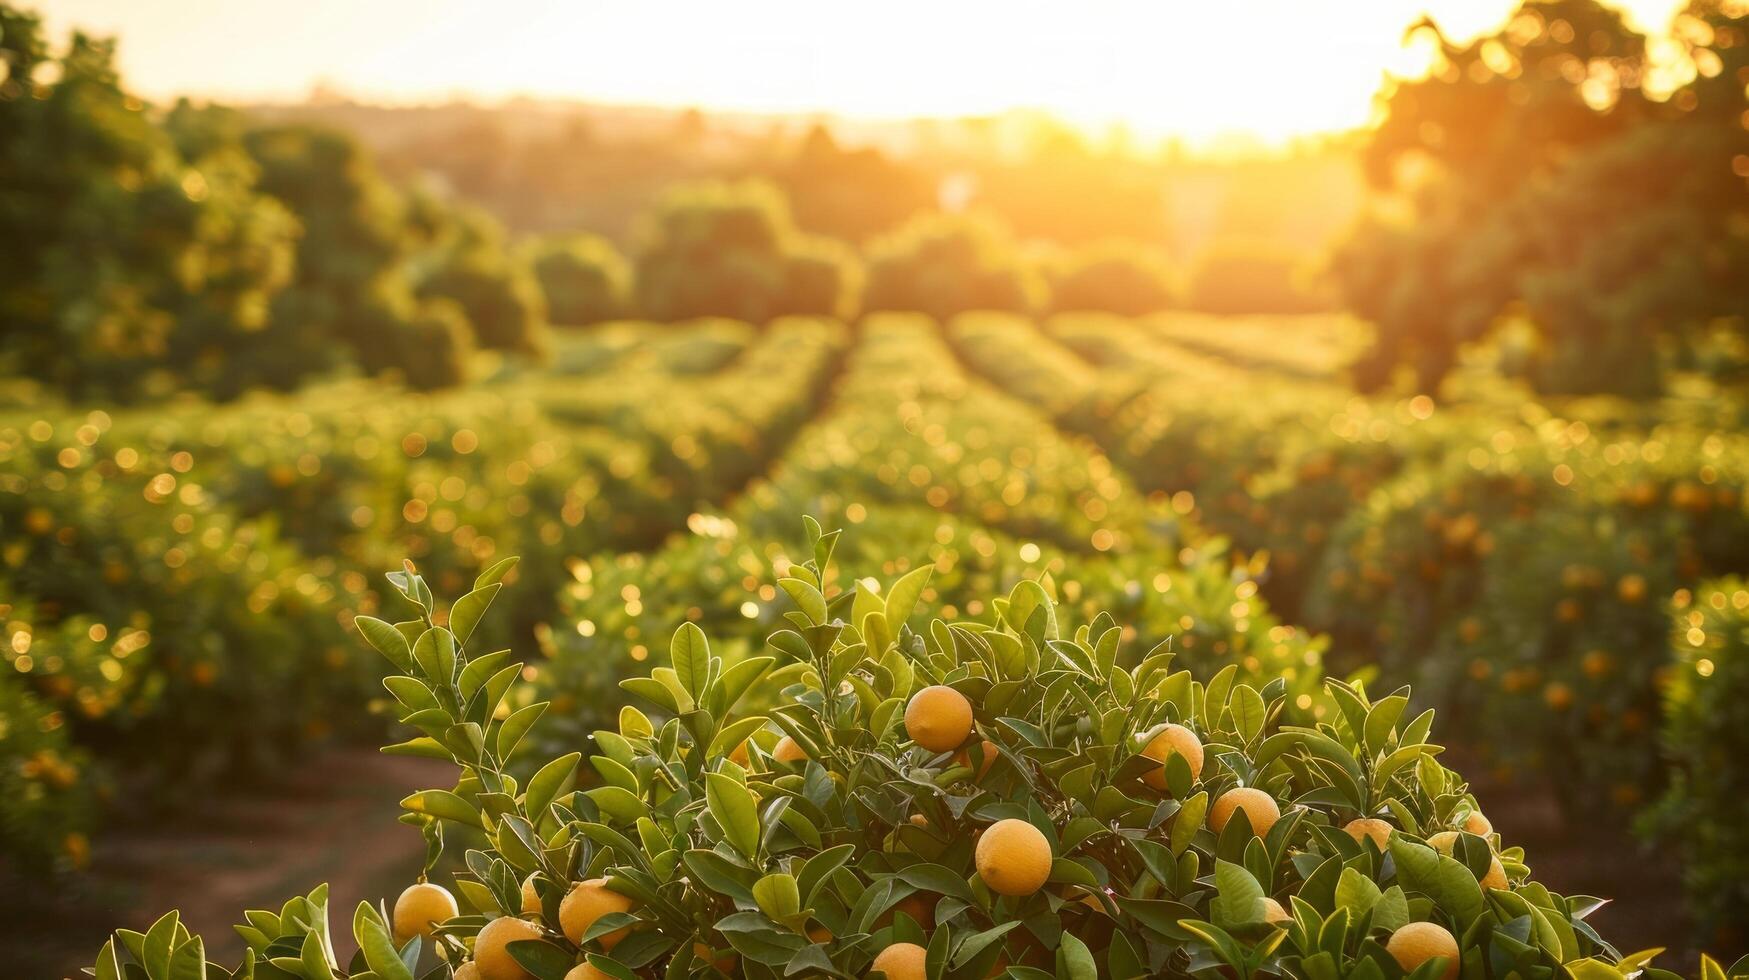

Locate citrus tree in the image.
[88,520,1738,979]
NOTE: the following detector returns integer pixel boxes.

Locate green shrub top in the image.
[90,522,1739,980]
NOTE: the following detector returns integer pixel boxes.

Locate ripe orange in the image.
[773,735,808,764]
[869,941,928,980]
[1344,817,1393,850]
[905,685,973,752]
[564,964,611,980]
[453,965,480,980]
[1209,787,1280,836]
[1140,723,1204,791]
[474,916,541,980]
[392,882,459,943]
[693,942,738,972]
[1462,810,1493,837]
[560,878,637,949]
[954,739,1000,780]
[974,818,1053,897]
[519,873,543,916]
[1386,922,1459,980]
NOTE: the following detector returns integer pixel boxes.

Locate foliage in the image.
[1048,242,1178,316]
[1642,580,1749,951]
[528,233,631,327]
[774,124,936,243]
[1185,243,1328,317]
[0,10,298,401]
[632,180,858,322]
[863,213,1046,321]
[414,199,549,356]
[89,538,1738,979]
[1334,0,1749,395]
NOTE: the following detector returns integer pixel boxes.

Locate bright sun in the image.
[38,0,1687,145]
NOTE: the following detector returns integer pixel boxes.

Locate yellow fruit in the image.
[1462,810,1493,837]
[905,685,974,752]
[773,735,808,764]
[975,818,1052,897]
[1344,818,1394,850]
[564,965,611,980]
[1386,922,1460,980]
[869,941,928,980]
[474,917,541,980]
[728,740,750,765]
[1209,788,1281,836]
[392,882,459,943]
[454,965,480,980]
[520,873,543,916]
[560,878,637,950]
[1261,897,1290,924]
[1140,723,1204,791]
[1480,856,1508,891]
[1428,831,1459,853]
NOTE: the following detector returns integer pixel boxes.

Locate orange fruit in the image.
[474,916,540,980]
[905,685,973,752]
[954,739,1000,780]
[1386,922,1459,980]
[1209,787,1280,836]
[869,941,928,980]
[975,818,1052,897]
[559,878,637,950]
[392,882,458,943]
[1140,723,1204,791]
[773,736,808,764]
[1344,817,1393,850]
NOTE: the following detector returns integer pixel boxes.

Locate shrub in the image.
[863,212,1045,320]
[417,205,549,356]
[528,234,631,327]
[0,669,95,872]
[89,527,1734,980]
[632,180,856,322]
[1643,580,1749,952]
[1185,243,1329,316]
[1049,242,1178,316]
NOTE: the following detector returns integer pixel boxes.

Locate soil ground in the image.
[4,748,448,980]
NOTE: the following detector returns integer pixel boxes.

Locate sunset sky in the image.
[36,0,1685,144]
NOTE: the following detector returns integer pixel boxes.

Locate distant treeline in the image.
[0,0,1329,403]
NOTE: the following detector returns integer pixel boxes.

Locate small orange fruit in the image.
[869,941,928,980]
[975,818,1053,897]
[392,882,459,943]
[773,735,808,764]
[905,685,974,752]
[1209,787,1280,836]
[1344,817,1393,850]
[1386,922,1460,980]
[560,878,637,950]
[474,916,541,980]
[1140,723,1204,791]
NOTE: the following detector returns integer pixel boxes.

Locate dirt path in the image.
[6,747,450,980]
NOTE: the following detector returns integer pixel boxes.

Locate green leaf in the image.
[1388,838,1484,928]
[496,702,547,760]
[885,565,935,627]
[1211,860,1267,927]
[1059,932,1097,980]
[1171,791,1208,855]
[753,872,802,922]
[671,622,711,701]
[401,789,481,828]
[778,577,828,624]
[1230,685,1267,743]
[706,772,761,859]
[523,752,580,820]
[356,616,415,672]
[356,906,414,980]
[1335,867,1382,917]
[474,556,520,590]
[448,583,502,648]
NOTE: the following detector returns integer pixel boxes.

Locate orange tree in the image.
[90,521,1737,979]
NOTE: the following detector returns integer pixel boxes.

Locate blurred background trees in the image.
[1334,0,1749,396]
[631,180,858,322]
[526,233,631,326]
[863,212,1043,319]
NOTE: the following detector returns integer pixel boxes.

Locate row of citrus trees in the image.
[946,312,1749,942]
[89,529,1743,979]
[0,319,844,872]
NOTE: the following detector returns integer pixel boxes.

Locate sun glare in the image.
[38,0,1687,145]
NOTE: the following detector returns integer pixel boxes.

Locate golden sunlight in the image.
[37,0,1685,144]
